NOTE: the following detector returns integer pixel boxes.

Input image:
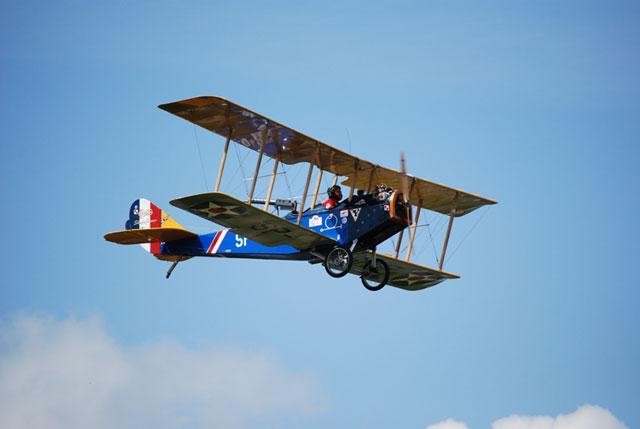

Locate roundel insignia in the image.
[325,214,338,229]
[197,201,245,219]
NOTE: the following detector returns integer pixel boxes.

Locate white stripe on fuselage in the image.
[209,229,228,254]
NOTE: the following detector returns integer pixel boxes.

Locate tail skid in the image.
[165,256,188,279]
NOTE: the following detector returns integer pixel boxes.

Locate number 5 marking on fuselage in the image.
[235,234,247,248]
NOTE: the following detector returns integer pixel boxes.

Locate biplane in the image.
[105,96,496,291]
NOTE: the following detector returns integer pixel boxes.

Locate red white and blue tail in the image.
[104,198,196,257]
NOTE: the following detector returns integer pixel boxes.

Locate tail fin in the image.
[125,198,185,233]
[104,198,196,257]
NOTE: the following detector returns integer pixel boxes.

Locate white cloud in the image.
[491,405,627,429]
[427,405,627,429]
[427,418,469,429]
[0,315,323,429]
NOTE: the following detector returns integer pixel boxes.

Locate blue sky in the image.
[1,1,639,427]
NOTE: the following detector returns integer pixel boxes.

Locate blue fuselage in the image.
[161,195,408,260]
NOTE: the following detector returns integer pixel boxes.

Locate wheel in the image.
[324,246,353,278]
[360,259,390,291]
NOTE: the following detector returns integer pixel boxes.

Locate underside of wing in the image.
[158,96,359,175]
[342,168,496,217]
[170,192,335,250]
[351,252,459,291]
[104,228,197,245]
[158,96,496,217]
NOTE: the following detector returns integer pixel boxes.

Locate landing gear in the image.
[324,246,353,278]
[360,259,389,291]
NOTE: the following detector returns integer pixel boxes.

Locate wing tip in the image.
[158,95,229,112]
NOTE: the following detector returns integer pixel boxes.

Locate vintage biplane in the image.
[105,96,496,291]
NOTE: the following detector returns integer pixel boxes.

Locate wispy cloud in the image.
[427,418,469,429]
[427,405,627,429]
[0,315,323,429]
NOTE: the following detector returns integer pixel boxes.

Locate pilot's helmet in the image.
[327,185,342,199]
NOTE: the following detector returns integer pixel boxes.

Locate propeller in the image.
[400,152,409,203]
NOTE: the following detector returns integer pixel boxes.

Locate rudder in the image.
[104,198,196,257]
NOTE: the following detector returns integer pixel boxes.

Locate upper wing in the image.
[170,192,335,250]
[341,167,495,217]
[351,252,459,291]
[158,96,496,217]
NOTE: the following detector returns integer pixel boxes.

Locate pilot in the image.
[375,184,392,201]
[323,185,342,210]
[353,189,368,206]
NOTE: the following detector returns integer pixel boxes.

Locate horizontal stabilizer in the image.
[104,228,197,245]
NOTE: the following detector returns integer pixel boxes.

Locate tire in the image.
[324,246,353,278]
[360,259,390,291]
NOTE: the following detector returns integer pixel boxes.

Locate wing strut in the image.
[348,159,359,202]
[394,229,404,258]
[439,196,458,270]
[247,126,268,204]
[310,148,324,209]
[214,128,232,192]
[405,205,422,261]
[264,156,280,211]
[311,169,323,208]
[297,162,314,224]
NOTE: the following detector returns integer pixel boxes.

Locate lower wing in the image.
[351,252,460,291]
[170,192,335,250]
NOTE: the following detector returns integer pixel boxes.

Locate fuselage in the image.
[161,191,411,260]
